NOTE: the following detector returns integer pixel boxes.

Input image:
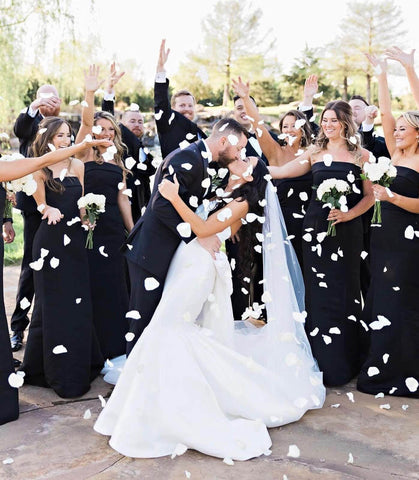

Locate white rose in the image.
[335,180,350,193]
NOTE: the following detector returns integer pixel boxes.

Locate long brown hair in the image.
[279,109,313,148]
[314,101,362,163]
[30,117,73,193]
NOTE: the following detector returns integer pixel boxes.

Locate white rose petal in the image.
[20,297,30,310]
[168,112,175,125]
[201,178,211,190]
[125,157,136,170]
[347,392,355,402]
[223,457,234,466]
[405,377,419,393]
[329,327,341,335]
[29,258,44,271]
[76,298,82,304]
[310,327,319,336]
[126,310,141,319]
[367,366,380,377]
[176,222,192,237]
[154,109,163,120]
[2,457,14,465]
[125,332,135,342]
[380,404,391,410]
[404,225,415,240]
[8,373,24,388]
[322,334,332,344]
[287,445,300,458]
[81,100,89,108]
[83,409,91,419]
[145,277,160,291]
[179,140,190,150]
[99,246,108,257]
[227,134,238,146]
[323,154,333,167]
[63,234,71,246]
[50,257,60,269]
[181,163,192,170]
[383,353,389,364]
[370,315,391,330]
[52,345,67,354]
[347,453,354,464]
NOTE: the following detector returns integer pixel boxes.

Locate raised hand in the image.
[157,39,170,72]
[303,74,319,99]
[84,64,104,93]
[31,95,61,113]
[231,77,250,98]
[385,46,415,69]
[365,53,387,75]
[81,137,113,149]
[106,61,125,93]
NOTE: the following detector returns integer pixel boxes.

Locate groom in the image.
[124,118,248,354]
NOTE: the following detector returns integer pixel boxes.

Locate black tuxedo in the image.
[124,140,210,354]
[10,109,43,333]
[359,126,389,159]
[102,100,156,222]
[154,79,207,158]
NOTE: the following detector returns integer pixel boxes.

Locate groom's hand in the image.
[198,235,221,259]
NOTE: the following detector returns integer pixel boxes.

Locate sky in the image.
[54,0,419,93]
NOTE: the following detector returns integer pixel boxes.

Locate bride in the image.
[94,156,325,461]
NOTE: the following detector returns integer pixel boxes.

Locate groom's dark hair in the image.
[211,118,249,139]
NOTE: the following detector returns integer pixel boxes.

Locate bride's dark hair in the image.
[230,159,269,293]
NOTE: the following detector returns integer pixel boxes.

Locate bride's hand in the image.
[158,174,180,201]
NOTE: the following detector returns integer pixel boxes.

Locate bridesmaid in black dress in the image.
[75,66,134,360]
[357,55,419,397]
[20,117,104,398]
[265,101,374,386]
[0,135,110,417]
[0,183,19,424]
[231,83,315,270]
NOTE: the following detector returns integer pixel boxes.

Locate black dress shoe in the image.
[10,331,24,352]
[13,358,21,368]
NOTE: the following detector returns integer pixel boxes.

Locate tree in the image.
[184,0,276,106]
[336,0,406,103]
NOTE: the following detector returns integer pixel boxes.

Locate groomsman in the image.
[124,118,248,355]
[154,39,207,159]
[102,65,156,222]
[10,85,61,352]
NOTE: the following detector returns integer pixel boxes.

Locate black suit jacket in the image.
[124,140,209,279]
[13,109,43,213]
[154,79,207,158]
[359,127,390,159]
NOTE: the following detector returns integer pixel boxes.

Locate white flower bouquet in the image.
[77,193,106,249]
[316,178,351,236]
[361,156,397,224]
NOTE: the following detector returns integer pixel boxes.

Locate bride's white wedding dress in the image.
[94,183,325,460]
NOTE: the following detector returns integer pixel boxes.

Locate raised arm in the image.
[102,61,125,116]
[232,76,291,165]
[365,54,396,155]
[158,175,247,238]
[0,139,111,182]
[75,65,104,150]
[268,148,313,179]
[385,46,419,109]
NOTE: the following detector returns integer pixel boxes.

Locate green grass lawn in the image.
[4,210,23,266]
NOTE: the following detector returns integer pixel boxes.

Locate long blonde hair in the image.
[93,111,129,174]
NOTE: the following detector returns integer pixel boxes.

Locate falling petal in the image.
[380,404,391,410]
[404,225,414,240]
[99,246,108,257]
[2,458,14,465]
[287,445,300,458]
[168,112,175,125]
[176,222,192,237]
[145,277,160,291]
[50,257,60,269]
[322,334,332,344]
[52,345,67,354]
[310,327,319,336]
[323,154,333,167]
[81,100,89,107]
[20,297,30,310]
[370,315,391,330]
[228,134,238,146]
[125,332,135,342]
[92,125,102,135]
[126,310,141,319]
[405,377,419,393]
[154,110,163,120]
[63,234,71,246]
[76,298,82,304]
[8,373,24,388]
[367,366,380,376]
[223,457,234,466]
[171,443,188,459]
[83,409,91,419]
[329,327,341,335]
[347,453,354,464]
[125,157,136,170]
[346,392,355,402]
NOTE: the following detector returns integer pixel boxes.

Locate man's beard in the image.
[217,150,236,168]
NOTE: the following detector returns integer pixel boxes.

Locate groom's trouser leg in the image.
[126,259,164,356]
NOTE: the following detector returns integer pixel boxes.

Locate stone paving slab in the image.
[1,265,418,480]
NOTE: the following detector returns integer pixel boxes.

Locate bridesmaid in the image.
[251,95,375,387]
[0,136,108,421]
[357,54,419,397]
[232,78,314,269]
[20,117,105,398]
[75,65,134,360]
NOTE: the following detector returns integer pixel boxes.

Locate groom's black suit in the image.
[123,140,210,354]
